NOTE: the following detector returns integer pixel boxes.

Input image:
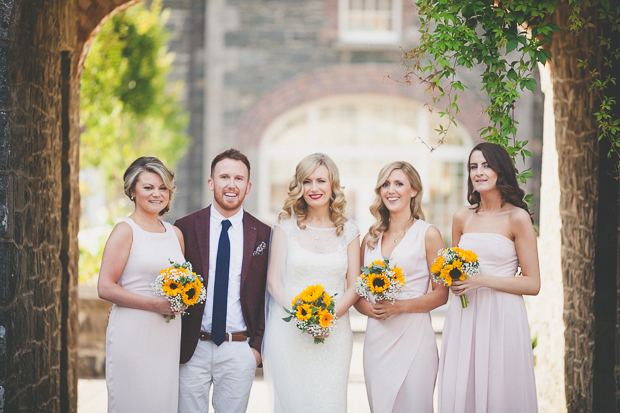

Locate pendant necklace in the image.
[392,221,414,244]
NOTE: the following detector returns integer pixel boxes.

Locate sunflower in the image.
[181,281,200,306]
[318,310,333,328]
[162,277,183,296]
[440,260,463,286]
[372,259,386,268]
[291,294,301,307]
[393,267,405,284]
[462,250,478,262]
[367,273,390,293]
[322,293,332,307]
[430,256,445,274]
[300,285,324,303]
[296,304,313,321]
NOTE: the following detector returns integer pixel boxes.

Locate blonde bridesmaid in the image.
[356,161,448,413]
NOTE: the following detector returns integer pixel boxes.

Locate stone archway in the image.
[0,1,139,411]
[236,64,487,149]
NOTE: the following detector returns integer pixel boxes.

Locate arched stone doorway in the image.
[253,94,474,242]
[0,1,138,411]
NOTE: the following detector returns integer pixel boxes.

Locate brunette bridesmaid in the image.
[437,142,540,412]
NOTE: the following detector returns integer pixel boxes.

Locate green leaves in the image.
[80,0,191,215]
[402,0,563,184]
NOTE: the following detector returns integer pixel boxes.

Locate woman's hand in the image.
[152,297,176,315]
[450,274,490,296]
[371,300,403,320]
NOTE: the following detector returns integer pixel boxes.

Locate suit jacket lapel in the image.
[195,206,211,290]
[240,212,257,290]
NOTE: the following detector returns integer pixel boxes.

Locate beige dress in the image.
[438,233,537,412]
[363,220,438,413]
[105,218,184,413]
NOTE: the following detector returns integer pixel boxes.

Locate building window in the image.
[339,0,402,44]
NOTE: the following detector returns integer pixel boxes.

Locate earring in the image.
[130,196,134,201]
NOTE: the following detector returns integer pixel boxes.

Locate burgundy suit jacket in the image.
[175,206,271,364]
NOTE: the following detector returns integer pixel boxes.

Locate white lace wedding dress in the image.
[262,216,359,413]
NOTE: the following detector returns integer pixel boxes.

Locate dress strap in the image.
[121,217,139,230]
[120,217,145,245]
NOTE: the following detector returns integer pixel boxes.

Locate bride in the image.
[262,153,360,412]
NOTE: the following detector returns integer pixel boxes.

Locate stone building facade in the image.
[163,0,542,237]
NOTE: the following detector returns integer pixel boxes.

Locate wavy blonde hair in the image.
[366,161,425,249]
[279,153,348,236]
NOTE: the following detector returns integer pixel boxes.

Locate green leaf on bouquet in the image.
[282,315,293,322]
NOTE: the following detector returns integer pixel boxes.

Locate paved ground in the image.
[78,309,444,413]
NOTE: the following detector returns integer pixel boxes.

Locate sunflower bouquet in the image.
[431,247,482,308]
[356,257,406,304]
[152,259,206,322]
[283,284,337,344]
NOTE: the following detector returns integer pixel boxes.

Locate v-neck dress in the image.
[362,219,438,413]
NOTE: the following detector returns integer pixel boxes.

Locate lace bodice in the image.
[277,218,360,295]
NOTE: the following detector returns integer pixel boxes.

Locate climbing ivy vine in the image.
[403,0,620,187]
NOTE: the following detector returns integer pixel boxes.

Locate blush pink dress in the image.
[363,220,438,413]
[437,233,537,413]
[105,218,184,413]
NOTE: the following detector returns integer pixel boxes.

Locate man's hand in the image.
[251,348,262,367]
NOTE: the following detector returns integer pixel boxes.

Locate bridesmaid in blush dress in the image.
[98,157,185,413]
[438,143,540,413]
[356,161,448,413]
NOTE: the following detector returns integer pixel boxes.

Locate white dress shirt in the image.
[201,205,247,333]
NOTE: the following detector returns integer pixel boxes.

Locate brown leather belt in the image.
[199,331,249,342]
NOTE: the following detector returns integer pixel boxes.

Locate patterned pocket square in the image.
[253,241,266,256]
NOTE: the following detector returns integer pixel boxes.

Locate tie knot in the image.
[221,219,232,232]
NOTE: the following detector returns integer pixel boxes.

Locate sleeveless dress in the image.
[363,219,438,413]
[105,218,184,413]
[437,233,538,413]
[262,217,360,413]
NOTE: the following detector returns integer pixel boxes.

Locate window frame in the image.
[338,0,403,45]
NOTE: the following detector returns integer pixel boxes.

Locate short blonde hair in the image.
[123,157,176,216]
[279,153,348,236]
[366,161,424,249]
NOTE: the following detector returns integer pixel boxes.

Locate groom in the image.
[175,149,271,412]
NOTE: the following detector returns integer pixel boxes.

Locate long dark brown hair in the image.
[467,142,533,222]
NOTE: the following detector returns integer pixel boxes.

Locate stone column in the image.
[529,62,566,412]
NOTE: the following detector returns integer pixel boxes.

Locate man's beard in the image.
[213,190,245,211]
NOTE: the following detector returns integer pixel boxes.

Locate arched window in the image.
[257,95,472,244]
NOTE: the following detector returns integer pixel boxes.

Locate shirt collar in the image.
[211,204,244,230]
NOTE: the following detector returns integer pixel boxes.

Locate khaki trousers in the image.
[178,339,257,413]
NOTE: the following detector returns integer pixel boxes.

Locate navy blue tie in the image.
[212,219,232,346]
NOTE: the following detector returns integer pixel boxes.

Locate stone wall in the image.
[77,286,111,378]
[202,0,424,209]
[0,0,137,410]
[0,1,80,411]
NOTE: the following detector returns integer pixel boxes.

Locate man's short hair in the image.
[210,148,251,180]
